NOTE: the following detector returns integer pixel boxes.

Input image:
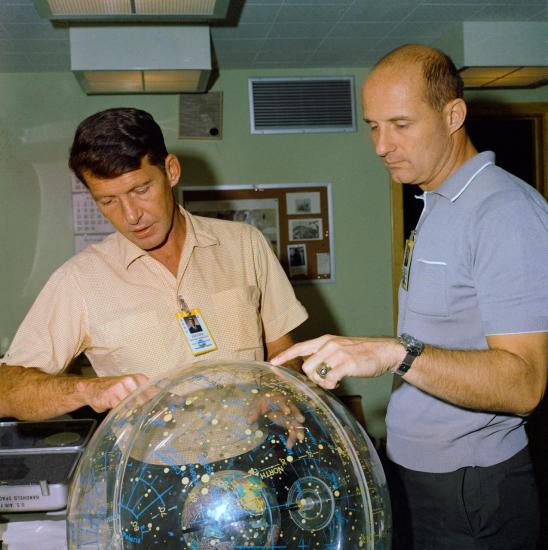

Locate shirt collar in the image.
[432,151,495,202]
[184,207,220,249]
[116,205,219,269]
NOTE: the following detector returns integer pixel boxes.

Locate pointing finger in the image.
[270,335,332,366]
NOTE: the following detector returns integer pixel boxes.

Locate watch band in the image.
[395,352,417,376]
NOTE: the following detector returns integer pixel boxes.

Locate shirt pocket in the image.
[407,259,449,317]
[210,286,262,350]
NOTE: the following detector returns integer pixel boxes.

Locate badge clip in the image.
[401,230,416,291]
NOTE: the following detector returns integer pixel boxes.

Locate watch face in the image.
[400,333,423,356]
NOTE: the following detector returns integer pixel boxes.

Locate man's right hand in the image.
[0,364,150,420]
[75,373,150,413]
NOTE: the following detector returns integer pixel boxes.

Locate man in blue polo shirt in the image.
[272,44,547,549]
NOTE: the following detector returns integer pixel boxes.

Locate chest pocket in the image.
[210,286,262,350]
[407,259,449,317]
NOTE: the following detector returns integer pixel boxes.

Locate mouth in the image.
[131,225,154,238]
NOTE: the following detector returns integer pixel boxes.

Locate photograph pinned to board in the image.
[184,197,280,256]
[286,191,321,215]
[289,218,323,241]
[288,244,308,277]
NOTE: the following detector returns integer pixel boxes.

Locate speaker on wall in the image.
[179,91,223,140]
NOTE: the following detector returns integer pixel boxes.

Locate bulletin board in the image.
[180,183,334,283]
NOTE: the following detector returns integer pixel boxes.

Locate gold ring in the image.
[316,362,332,379]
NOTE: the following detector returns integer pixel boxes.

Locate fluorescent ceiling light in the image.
[459,66,548,88]
[34,0,229,21]
[70,26,212,94]
[437,22,546,89]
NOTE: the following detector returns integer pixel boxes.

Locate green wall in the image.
[0,68,394,438]
[0,68,545,438]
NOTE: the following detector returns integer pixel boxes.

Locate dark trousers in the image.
[386,447,539,550]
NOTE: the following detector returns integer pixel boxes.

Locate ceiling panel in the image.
[211,22,271,39]
[407,4,485,21]
[330,22,399,38]
[0,0,545,75]
[267,22,334,39]
[340,2,420,22]
[238,4,279,24]
[275,5,349,23]
[475,3,546,20]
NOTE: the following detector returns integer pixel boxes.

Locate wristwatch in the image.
[395,333,424,376]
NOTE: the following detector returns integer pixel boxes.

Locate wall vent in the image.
[249,76,356,135]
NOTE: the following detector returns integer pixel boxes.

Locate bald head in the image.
[362,44,475,191]
[371,44,464,112]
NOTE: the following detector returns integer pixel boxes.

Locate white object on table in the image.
[0,510,67,550]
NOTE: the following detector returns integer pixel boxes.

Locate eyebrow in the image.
[364,116,413,123]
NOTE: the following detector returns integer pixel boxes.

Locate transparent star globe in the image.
[67,361,391,549]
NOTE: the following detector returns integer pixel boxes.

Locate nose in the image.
[120,196,142,225]
[374,126,395,158]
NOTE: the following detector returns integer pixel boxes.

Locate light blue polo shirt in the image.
[387,151,548,473]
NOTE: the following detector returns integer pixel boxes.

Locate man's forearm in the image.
[404,345,546,416]
[0,364,86,420]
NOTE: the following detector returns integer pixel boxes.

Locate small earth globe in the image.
[181,469,279,548]
[67,360,391,549]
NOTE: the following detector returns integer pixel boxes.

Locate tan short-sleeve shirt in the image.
[4,208,308,379]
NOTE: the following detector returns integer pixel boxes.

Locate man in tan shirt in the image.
[0,107,308,421]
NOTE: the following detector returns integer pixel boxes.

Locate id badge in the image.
[176,308,217,356]
[401,230,416,291]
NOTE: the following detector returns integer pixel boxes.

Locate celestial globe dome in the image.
[67,360,391,549]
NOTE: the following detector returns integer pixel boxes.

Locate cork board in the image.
[180,183,334,283]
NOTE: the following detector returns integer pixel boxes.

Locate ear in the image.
[444,98,467,135]
[164,154,181,188]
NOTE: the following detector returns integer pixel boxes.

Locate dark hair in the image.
[69,108,168,185]
[375,44,464,111]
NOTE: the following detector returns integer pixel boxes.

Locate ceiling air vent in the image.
[249,77,356,135]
